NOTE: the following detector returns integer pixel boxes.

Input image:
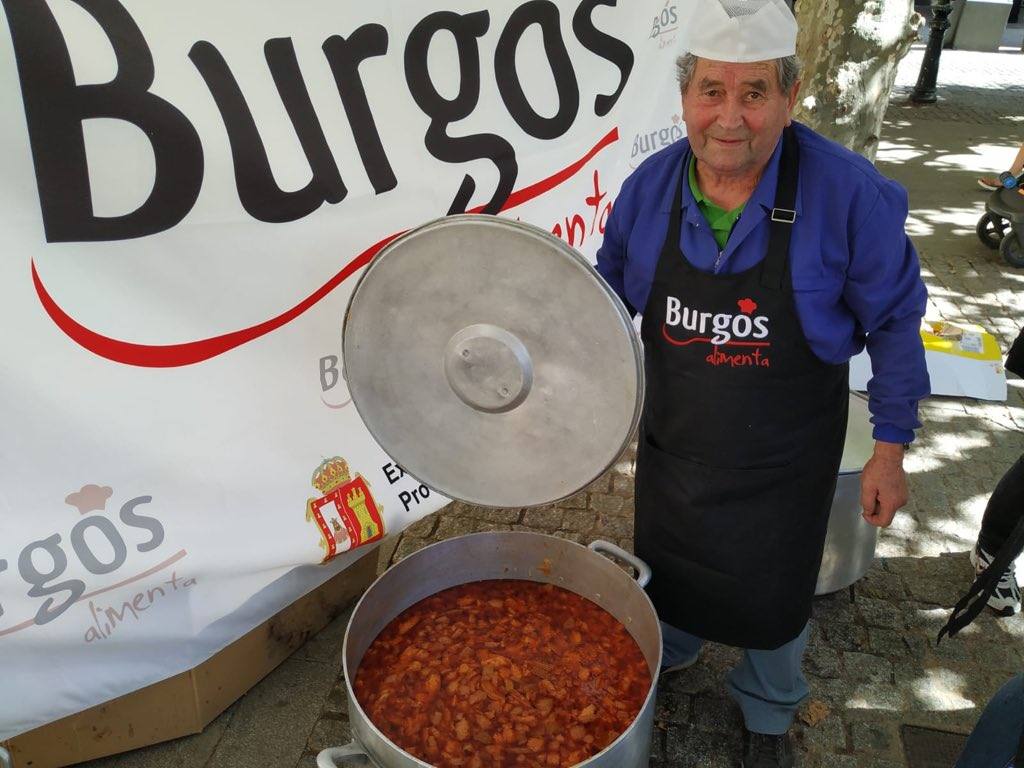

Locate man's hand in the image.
[859,441,908,528]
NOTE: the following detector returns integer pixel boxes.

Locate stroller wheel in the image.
[1000,232,1024,268]
[977,212,1007,250]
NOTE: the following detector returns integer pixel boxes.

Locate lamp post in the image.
[910,0,955,104]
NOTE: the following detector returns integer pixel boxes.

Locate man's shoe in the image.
[970,544,1021,617]
[741,729,795,768]
[659,647,702,676]
[978,176,1001,191]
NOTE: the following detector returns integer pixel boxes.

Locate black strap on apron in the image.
[664,128,799,294]
[761,128,800,291]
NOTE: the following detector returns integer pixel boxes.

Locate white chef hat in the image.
[679,0,798,63]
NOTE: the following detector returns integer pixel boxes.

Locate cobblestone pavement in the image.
[355,42,1024,768]
[81,36,1024,768]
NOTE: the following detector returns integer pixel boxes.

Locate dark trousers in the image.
[955,673,1024,767]
[977,455,1024,556]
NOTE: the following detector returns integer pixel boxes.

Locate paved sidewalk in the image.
[82,40,1024,768]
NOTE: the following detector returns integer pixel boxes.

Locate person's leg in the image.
[979,142,1024,188]
[973,456,1024,614]
[660,621,705,671]
[726,623,810,735]
[1010,141,1024,176]
[978,455,1024,553]
[954,673,1024,768]
[1007,326,1024,378]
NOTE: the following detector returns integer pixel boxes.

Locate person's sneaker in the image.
[741,729,795,768]
[659,647,701,676]
[970,544,1021,617]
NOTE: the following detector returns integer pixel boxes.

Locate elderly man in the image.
[595,1,929,765]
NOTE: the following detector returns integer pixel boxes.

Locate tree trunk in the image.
[793,0,923,161]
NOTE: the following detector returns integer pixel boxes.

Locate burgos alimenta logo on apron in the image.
[662,296,772,369]
[305,457,384,562]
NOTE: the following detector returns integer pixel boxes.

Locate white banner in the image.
[0,0,688,739]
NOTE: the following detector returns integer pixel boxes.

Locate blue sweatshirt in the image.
[596,122,930,444]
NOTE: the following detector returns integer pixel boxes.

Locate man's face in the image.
[681,58,799,178]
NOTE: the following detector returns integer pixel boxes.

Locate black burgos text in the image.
[1,0,634,242]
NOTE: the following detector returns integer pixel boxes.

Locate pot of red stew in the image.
[317,531,662,768]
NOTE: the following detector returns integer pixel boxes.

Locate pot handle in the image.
[588,540,651,588]
[0,745,11,768]
[317,742,373,767]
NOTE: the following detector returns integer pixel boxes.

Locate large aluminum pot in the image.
[816,392,878,595]
[317,531,662,768]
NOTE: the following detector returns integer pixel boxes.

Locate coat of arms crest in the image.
[305,457,384,562]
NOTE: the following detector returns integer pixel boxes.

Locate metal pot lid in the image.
[343,214,643,509]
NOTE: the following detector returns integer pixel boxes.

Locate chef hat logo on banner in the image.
[65,484,114,514]
[678,0,797,63]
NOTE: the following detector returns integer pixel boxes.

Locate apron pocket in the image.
[643,418,795,471]
[637,431,808,583]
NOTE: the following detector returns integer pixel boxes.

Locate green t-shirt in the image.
[688,155,745,250]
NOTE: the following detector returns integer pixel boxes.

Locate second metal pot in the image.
[816,392,880,595]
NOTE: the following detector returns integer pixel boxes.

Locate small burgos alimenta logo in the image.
[305,457,384,562]
[650,1,679,49]
[629,114,685,169]
[0,483,189,643]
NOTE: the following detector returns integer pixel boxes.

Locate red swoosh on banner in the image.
[33,128,620,368]
[662,324,771,348]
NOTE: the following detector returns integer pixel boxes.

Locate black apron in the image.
[635,127,849,650]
